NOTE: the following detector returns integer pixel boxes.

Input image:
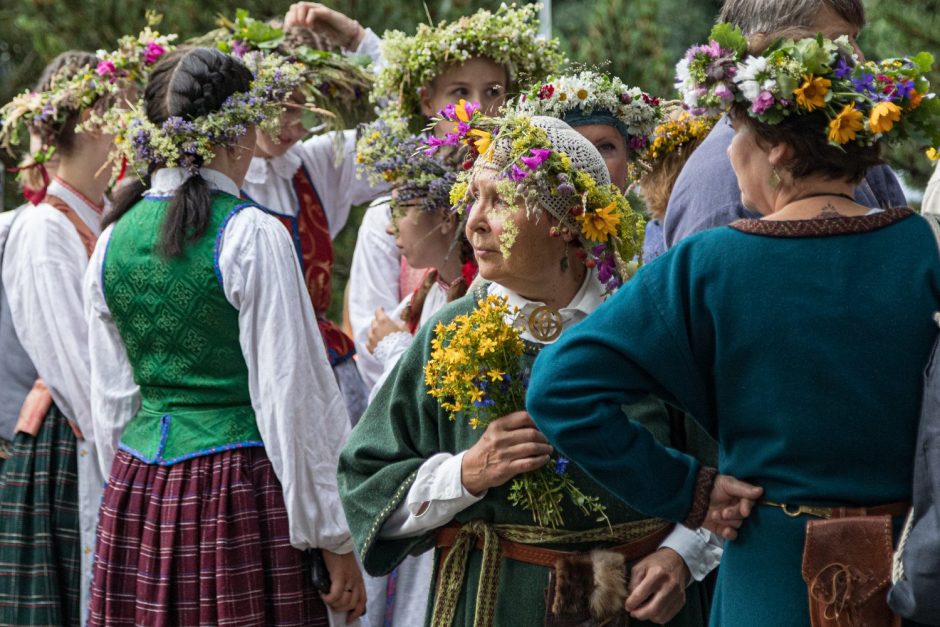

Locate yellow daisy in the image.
[577,201,620,242]
[828,103,864,144]
[793,75,830,111]
[869,101,902,134]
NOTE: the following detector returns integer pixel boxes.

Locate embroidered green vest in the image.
[103,193,262,464]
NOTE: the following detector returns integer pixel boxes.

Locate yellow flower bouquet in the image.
[424,295,608,528]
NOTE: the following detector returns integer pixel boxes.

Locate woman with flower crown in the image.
[349,3,565,394]
[196,3,387,425]
[528,25,940,627]
[83,47,364,625]
[339,110,714,627]
[0,26,172,623]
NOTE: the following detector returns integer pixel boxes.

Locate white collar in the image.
[147,167,241,198]
[487,270,605,344]
[45,179,108,236]
[244,144,303,185]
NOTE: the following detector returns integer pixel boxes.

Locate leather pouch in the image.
[801,515,900,627]
[544,551,631,627]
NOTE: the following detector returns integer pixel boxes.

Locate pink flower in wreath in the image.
[96,60,117,77]
[143,41,166,65]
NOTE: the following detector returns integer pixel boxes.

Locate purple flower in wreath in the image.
[751,90,775,114]
[510,164,530,181]
[520,147,551,171]
[895,79,915,100]
[852,73,876,95]
[554,457,570,475]
[231,39,250,57]
[834,57,853,79]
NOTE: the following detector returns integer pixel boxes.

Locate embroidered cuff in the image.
[683,466,718,529]
[373,331,412,366]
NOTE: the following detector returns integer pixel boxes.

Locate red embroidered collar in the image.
[729,208,914,238]
[54,176,106,215]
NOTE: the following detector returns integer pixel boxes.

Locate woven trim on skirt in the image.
[0,404,81,626]
[89,447,329,626]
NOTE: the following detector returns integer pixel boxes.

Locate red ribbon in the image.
[461,260,479,287]
[6,162,50,205]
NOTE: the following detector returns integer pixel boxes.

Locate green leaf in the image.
[710,22,747,57]
[912,51,935,74]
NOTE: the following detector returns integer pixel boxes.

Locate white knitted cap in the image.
[480,115,610,229]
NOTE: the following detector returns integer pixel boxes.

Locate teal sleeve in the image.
[527,258,715,523]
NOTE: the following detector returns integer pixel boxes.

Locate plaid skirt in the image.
[0,404,81,626]
[89,447,329,626]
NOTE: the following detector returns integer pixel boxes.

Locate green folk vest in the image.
[103,193,262,465]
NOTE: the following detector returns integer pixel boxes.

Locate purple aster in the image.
[895,80,915,100]
[834,57,853,79]
[852,73,876,94]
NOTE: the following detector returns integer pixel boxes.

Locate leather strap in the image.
[436,522,674,569]
[760,499,910,520]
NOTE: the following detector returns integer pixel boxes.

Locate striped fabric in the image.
[89,447,328,626]
[0,405,81,626]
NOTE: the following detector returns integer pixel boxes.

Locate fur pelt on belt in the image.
[549,550,630,626]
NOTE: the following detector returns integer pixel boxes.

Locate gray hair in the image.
[718,0,865,35]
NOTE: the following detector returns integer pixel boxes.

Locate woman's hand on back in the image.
[460,411,553,496]
[703,474,763,540]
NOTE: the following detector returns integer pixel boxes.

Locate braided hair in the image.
[105,48,253,256]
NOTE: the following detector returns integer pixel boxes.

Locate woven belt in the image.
[759,499,910,520]
[429,518,672,627]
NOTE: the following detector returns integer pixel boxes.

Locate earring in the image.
[560,239,570,272]
[768,168,781,189]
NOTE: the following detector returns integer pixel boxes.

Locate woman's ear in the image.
[439,210,458,235]
[418,84,436,118]
[767,142,794,170]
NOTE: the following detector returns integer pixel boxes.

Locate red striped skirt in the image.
[88,447,328,626]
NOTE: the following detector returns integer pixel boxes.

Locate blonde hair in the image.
[639,134,708,222]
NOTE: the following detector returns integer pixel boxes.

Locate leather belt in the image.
[759,499,910,520]
[436,522,674,569]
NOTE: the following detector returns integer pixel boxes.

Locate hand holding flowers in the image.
[426,295,609,528]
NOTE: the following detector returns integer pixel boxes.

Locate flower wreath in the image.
[357,110,464,219]
[517,70,663,152]
[645,109,719,163]
[0,12,176,160]
[375,3,565,133]
[677,23,940,156]
[97,52,304,176]
[193,9,375,134]
[427,100,644,292]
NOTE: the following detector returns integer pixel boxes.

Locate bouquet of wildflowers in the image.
[424,294,608,528]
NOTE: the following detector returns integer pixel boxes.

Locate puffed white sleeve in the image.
[4,208,94,440]
[219,206,354,553]
[348,199,402,390]
[84,224,141,478]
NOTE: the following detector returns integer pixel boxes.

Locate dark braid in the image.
[103,48,253,257]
